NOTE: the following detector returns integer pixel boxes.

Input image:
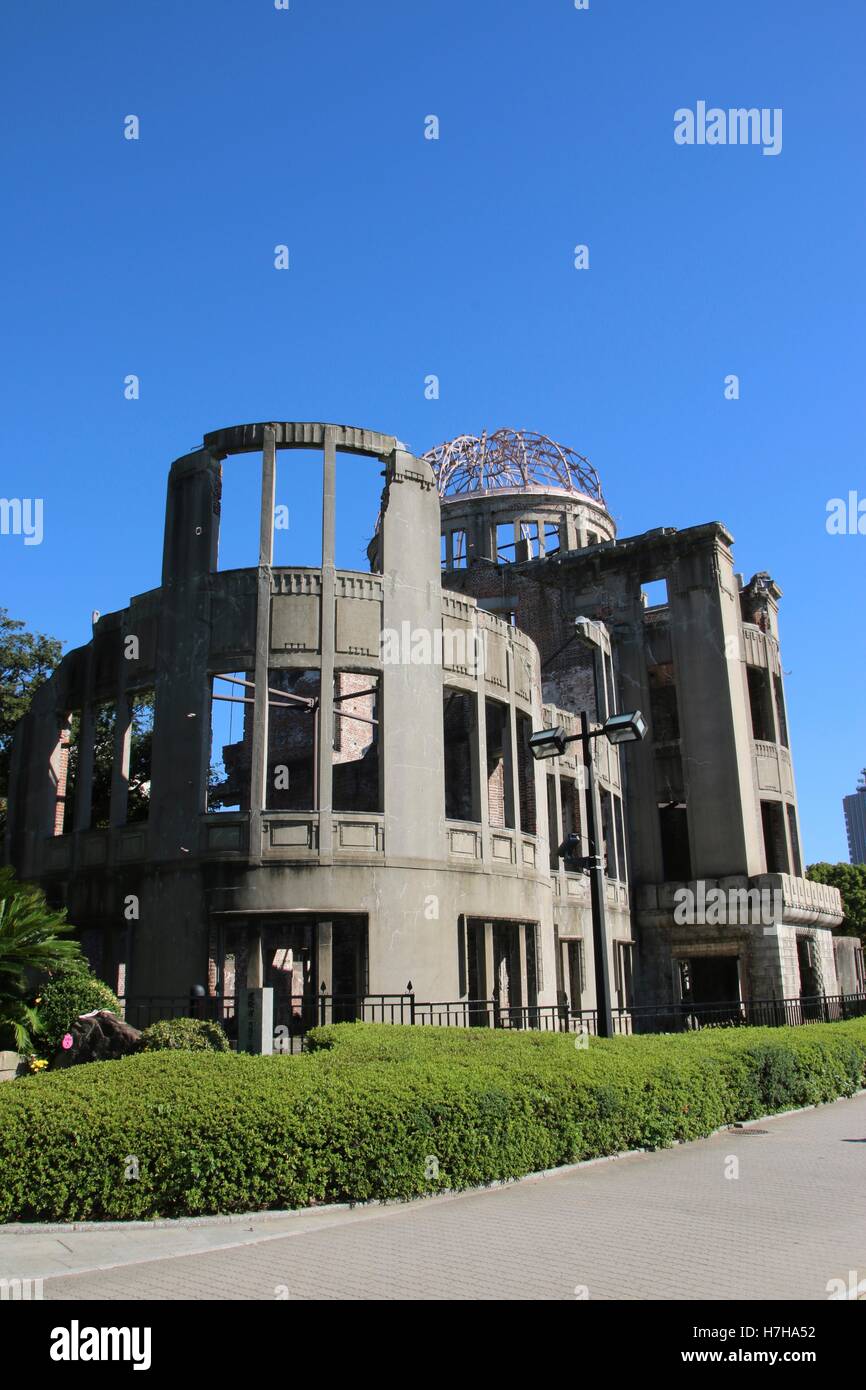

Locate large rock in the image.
[49,1011,142,1069]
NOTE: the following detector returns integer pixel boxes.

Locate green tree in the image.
[0,867,82,1051]
[806,862,866,945]
[0,608,62,831]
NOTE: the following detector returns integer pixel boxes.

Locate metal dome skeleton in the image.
[424,429,605,505]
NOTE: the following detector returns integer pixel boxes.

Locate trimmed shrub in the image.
[0,1018,864,1222]
[139,1017,230,1053]
[35,965,121,1054]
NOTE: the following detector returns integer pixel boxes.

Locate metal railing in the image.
[116,988,866,1047]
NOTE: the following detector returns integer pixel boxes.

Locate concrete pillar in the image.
[317,431,337,861]
[667,539,762,877]
[150,450,221,860]
[250,429,276,853]
[379,446,446,864]
[73,650,96,832]
[109,635,132,830]
[238,987,274,1055]
[483,921,494,1002]
[318,919,333,1023]
[247,923,264,988]
[161,448,220,588]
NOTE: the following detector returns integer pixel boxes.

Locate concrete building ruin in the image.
[5,421,863,1033]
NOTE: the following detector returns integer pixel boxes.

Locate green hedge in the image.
[1,1019,864,1222]
[139,1018,230,1053]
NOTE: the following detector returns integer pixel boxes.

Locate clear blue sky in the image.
[1,1,863,861]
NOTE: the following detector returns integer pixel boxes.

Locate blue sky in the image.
[1,0,863,860]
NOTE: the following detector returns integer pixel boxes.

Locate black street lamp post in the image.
[529,709,647,1038]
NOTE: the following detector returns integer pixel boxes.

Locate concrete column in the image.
[475,681,490,856]
[73,647,96,832]
[505,661,519,834]
[667,539,761,877]
[161,448,220,588]
[149,451,220,862]
[317,430,337,861]
[518,923,528,1009]
[250,429,276,850]
[468,667,482,821]
[109,694,132,828]
[259,427,276,567]
[247,922,264,988]
[318,919,333,1022]
[551,759,564,882]
[110,628,132,829]
[483,920,494,1002]
[379,446,446,865]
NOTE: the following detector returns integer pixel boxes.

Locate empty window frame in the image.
[273,448,324,568]
[560,775,581,846]
[215,461,265,572]
[641,578,669,609]
[207,672,253,812]
[601,651,616,720]
[519,520,540,559]
[787,804,802,877]
[547,775,559,868]
[648,662,681,742]
[266,669,320,811]
[564,939,586,1007]
[797,936,819,998]
[614,941,635,1010]
[614,795,627,883]
[525,923,542,1006]
[544,521,561,555]
[53,711,81,835]
[332,672,380,813]
[450,530,468,569]
[761,799,789,874]
[126,690,155,824]
[89,700,117,829]
[747,667,775,743]
[485,699,514,829]
[496,522,515,564]
[659,802,691,881]
[443,687,477,822]
[773,674,789,748]
[516,711,537,835]
[600,788,617,879]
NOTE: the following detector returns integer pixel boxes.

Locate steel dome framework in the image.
[424,428,605,505]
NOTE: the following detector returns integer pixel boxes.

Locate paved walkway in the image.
[3,1095,865,1300]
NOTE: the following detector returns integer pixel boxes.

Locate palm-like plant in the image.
[0,868,82,1051]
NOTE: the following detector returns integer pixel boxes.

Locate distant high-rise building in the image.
[843,771,866,864]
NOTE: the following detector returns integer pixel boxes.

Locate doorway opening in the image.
[219,914,368,1038]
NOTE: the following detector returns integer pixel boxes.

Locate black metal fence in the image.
[117,987,866,1050]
